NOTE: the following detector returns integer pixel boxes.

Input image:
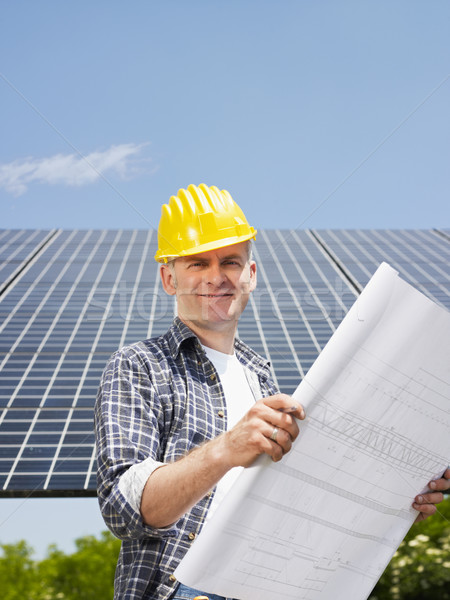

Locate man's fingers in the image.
[227,395,306,466]
[267,438,286,462]
[265,425,293,455]
[413,491,444,520]
[414,491,444,507]
[270,412,300,443]
[411,470,448,523]
[413,502,438,517]
[414,509,435,523]
[429,468,450,491]
[262,394,306,420]
[248,398,302,442]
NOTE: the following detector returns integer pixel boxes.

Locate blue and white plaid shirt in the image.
[95,317,278,600]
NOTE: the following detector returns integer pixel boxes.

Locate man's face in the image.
[160,241,257,333]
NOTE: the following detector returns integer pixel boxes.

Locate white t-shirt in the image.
[202,344,256,522]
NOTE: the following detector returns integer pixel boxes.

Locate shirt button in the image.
[210,373,216,381]
[169,574,177,583]
[217,410,224,418]
[188,532,196,540]
[206,490,213,498]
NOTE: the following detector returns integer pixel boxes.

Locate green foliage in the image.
[370,497,450,600]
[0,531,120,600]
[0,540,38,600]
[1,503,449,600]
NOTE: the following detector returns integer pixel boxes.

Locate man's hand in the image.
[219,394,306,468]
[412,467,450,523]
[141,394,305,528]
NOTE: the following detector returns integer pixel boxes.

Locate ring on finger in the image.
[270,427,279,442]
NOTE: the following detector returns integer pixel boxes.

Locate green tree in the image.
[370,497,450,600]
[0,540,42,600]
[1,503,448,600]
[0,531,120,600]
[36,531,120,600]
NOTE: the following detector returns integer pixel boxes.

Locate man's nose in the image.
[206,263,226,286]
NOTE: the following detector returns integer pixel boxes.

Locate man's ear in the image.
[248,261,257,292]
[160,264,177,296]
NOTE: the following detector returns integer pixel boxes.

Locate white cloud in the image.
[0,143,151,196]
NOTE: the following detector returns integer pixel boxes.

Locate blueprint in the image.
[174,262,450,600]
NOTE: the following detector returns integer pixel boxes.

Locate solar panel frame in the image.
[0,228,448,497]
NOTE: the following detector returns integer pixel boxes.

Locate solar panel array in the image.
[0,228,449,497]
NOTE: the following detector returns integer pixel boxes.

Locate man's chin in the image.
[182,313,239,328]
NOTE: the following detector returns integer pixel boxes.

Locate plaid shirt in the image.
[95,317,278,600]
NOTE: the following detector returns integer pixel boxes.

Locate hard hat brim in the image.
[154,230,257,263]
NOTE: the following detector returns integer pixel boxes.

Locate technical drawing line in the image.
[246,493,398,548]
[306,410,445,477]
[302,383,447,467]
[274,463,413,520]
[300,378,450,525]
[348,345,450,411]
[224,528,388,581]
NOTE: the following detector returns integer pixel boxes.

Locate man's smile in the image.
[197,293,233,297]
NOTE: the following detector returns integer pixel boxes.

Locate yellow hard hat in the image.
[154,183,257,263]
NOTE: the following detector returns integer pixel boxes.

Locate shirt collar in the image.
[166,317,200,359]
[166,317,270,371]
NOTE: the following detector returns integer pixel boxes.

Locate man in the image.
[95,184,449,600]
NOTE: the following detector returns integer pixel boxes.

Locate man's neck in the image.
[178,316,236,354]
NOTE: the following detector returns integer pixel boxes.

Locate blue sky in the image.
[1,1,449,234]
[0,0,449,558]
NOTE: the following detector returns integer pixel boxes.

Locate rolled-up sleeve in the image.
[94,348,179,541]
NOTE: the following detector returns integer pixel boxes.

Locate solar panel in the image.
[0,229,449,497]
[0,229,57,296]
